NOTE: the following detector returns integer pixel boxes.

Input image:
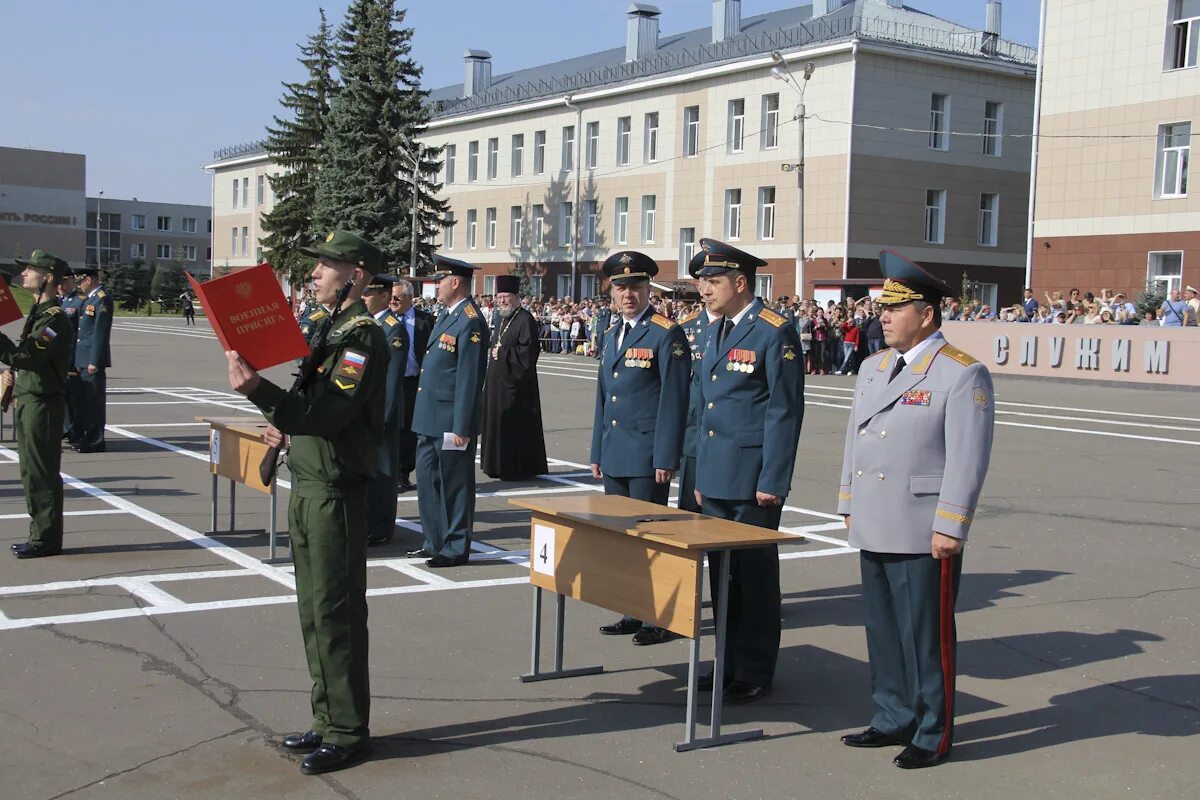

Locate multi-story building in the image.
[86,197,213,273]
[1031,0,1199,298]
[207,0,1036,303]
[0,145,87,270]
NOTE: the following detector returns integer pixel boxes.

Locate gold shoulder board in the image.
[758,309,785,328]
[464,304,479,318]
[651,314,674,330]
[678,310,700,326]
[939,343,979,367]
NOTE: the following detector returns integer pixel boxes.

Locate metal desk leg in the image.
[675,548,764,752]
[520,586,604,683]
[210,472,218,533]
[228,479,236,531]
[263,479,292,564]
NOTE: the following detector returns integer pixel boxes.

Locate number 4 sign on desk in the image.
[532,524,556,577]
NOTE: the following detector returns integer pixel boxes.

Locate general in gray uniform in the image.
[837,250,995,770]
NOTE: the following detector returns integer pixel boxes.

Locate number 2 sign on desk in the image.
[532,524,556,577]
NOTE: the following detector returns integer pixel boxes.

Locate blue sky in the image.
[1,0,1041,206]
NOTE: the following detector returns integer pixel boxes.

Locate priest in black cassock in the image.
[481,275,549,480]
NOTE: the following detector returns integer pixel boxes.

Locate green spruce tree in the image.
[261,9,338,288]
[315,0,448,274]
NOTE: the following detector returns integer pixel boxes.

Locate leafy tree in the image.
[261,9,338,289]
[314,0,448,274]
[106,261,153,312]
[1135,280,1167,319]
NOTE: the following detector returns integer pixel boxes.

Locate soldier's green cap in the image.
[14,249,70,280]
[300,230,383,272]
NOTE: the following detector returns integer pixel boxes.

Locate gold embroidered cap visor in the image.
[876,278,928,306]
[875,249,953,306]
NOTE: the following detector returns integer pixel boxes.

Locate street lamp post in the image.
[771,53,814,301]
[95,190,104,268]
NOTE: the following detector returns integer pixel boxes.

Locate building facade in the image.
[207,0,1035,303]
[0,145,87,270]
[86,197,213,273]
[1032,0,1199,297]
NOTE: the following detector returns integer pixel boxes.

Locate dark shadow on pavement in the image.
[959,629,1164,680]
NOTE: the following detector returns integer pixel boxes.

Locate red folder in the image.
[187,264,309,370]
[0,276,23,327]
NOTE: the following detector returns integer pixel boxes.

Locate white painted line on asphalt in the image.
[120,578,186,610]
[106,424,209,462]
[0,509,129,521]
[780,547,857,560]
[112,423,210,429]
[379,561,457,586]
[108,401,208,406]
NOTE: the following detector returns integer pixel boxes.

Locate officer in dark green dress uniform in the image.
[590,250,691,646]
[72,266,113,453]
[410,256,490,567]
[693,238,805,703]
[1,251,74,558]
[226,230,388,776]
[58,268,86,444]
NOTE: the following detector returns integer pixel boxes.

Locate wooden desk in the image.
[197,416,284,561]
[509,494,793,752]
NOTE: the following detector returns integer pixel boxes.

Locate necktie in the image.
[888,354,906,383]
[621,321,631,348]
[718,319,734,348]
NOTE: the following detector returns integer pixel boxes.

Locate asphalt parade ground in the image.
[1,316,1197,800]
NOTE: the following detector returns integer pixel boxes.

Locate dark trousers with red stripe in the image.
[860,550,962,755]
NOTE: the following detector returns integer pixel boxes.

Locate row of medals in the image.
[727,359,756,374]
[625,357,653,368]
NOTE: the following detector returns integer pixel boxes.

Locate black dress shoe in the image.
[695,671,734,692]
[632,626,681,646]
[13,543,61,559]
[366,531,393,547]
[841,727,908,748]
[75,443,106,453]
[281,730,323,752]
[426,553,469,568]
[300,743,366,775]
[397,479,417,493]
[723,680,771,704]
[406,548,434,558]
[598,617,642,636]
[893,744,949,769]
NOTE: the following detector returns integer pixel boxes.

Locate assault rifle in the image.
[1,277,50,414]
[257,279,354,485]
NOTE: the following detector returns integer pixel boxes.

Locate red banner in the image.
[187,264,308,370]
[0,276,23,327]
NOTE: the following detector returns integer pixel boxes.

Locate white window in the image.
[443,211,455,249]
[242,177,249,207]
[257,175,265,205]
[230,228,237,255]
[1168,0,1200,70]
[1148,251,1184,294]
[131,214,146,230]
[983,101,1002,156]
[445,144,456,183]
[1155,121,1191,198]
[511,134,524,177]
[728,98,746,153]
[468,140,479,182]
[585,121,599,169]
[130,242,145,259]
[617,117,631,165]
[485,207,497,248]
[529,275,543,297]
[533,130,546,174]
[579,274,597,298]
[184,245,197,261]
[560,202,573,246]
[206,246,211,261]
[156,244,172,259]
[562,125,575,171]
[533,204,546,245]
[584,199,599,246]
[241,226,249,256]
[724,189,742,240]
[644,112,659,162]
[557,275,572,298]
[483,275,496,295]
[762,93,780,149]
[615,197,629,245]
[755,274,773,301]
[467,209,478,249]
[181,217,196,233]
[679,227,695,277]
[758,187,776,240]
[929,93,948,150]
[231,179,239,208]
[683,106,700,157]
[641,195,656,244]
[487,138,499,180]
[157,216,171,231]
[925,189,946,244]
[978,193,999,247]
[510,206,523,247]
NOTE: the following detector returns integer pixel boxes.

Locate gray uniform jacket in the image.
[837,337,995,554]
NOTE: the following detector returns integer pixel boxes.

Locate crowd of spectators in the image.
[944,285,1199,327]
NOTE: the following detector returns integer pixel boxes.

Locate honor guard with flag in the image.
[591,250,691,646]
[693,237,805,704]
[410,255,490,568]
[837,250,995,769]
[226,229,388,776]
[1,251,74,558]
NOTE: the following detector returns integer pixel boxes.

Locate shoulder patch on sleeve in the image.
[335,349,368,381]
[45,306,63,316]
[385,314,398,326]
[758,309,785,328]
[651,313,674,330]
[939,343,979,367]
[464,304,478,319]
[678,310,700,326]
[96,290,106,298]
